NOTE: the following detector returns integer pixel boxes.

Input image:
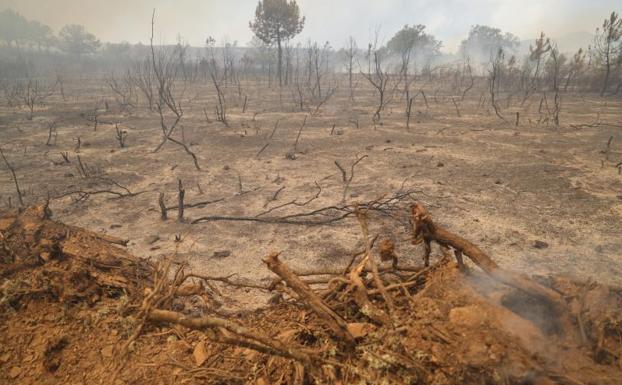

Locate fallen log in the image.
[410,202,574,334]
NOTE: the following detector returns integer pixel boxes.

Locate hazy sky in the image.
[1,0,619,52]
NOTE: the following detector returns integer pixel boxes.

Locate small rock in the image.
[146,235,160,245]
[494,180,503,184]
[437,161,444,167]
[223,165,230,171]
[193,341,209,366]
[334,129,344,135]
[212,250,231,259]
[350,192,360,198]
[533,240,549,249]
[285,152,296,160]
[9,366,21,379]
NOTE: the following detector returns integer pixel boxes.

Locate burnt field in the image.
[1,75,621,298]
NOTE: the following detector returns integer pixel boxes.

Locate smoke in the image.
[0,0,618,52]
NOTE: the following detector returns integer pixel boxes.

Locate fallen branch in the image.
[347,253,391,325]
[263,186,285,208]
[263,252,355,345]
[410,202,571,328]
[356,207,394,313]
[192,189,417,226]
[166,197,225,211]
[256,182,321,217]
[256,142,270,158]
[147,309,316,364]
[167,137,201,171]
[53,178,142,202]
[53,189,141,201]
[184,273,272,291]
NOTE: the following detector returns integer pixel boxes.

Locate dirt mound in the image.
[1,205,621,385]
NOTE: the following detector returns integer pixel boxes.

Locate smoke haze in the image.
[0,0,619,52]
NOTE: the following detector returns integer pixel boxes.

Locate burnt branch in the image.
[293,115,308,152]
[45,120,58,146]
[0,146,24,207]
[114,124,128,148]
[335,154,368,203]
[192,189,417,226]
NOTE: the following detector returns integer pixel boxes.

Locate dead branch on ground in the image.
[52,177,142,202]
[192,188,416,226]
[334,154,368,203]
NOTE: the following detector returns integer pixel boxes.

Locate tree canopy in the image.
[249,0,305,45]
[387,24,441,59]
[593,11,622,95]
[249,0,305,86]
[0,9,54,48]
[58,24,100,55]
[459,25,520,62]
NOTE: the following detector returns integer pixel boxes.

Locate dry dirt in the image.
[1,77,622,384]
